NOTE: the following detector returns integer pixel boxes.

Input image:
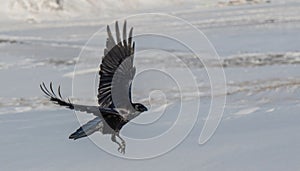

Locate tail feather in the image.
[69,117,102,140]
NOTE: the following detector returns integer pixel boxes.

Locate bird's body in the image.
[40,21,147,154]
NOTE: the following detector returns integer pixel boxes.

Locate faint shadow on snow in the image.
[0,38,23,44]
[60,52,300,77]
[0,57,76,70]
[1,77,299,116]
[218,0,271,7]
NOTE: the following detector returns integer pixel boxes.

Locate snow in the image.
[0,0,202,22]
[0,0,300,170]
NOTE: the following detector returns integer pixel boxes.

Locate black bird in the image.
[40,21,148,154]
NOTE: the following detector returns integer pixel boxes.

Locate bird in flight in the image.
[40,21,148,154]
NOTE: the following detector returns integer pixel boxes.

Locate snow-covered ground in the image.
[0,0,300,170]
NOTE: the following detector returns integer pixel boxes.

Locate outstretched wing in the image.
[40,82,118,117]
[97,21,136,111]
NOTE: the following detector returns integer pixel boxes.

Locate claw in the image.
[111,133,126,154]
[116,133,126,153]
[118,146,125,154]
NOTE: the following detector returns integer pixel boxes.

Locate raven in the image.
[40,21,148,154]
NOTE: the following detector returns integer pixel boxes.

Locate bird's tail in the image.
[69,117,102,140]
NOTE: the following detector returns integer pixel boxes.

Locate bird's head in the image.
[133,103,148,112]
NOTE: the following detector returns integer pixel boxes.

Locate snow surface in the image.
[0,0,300,170]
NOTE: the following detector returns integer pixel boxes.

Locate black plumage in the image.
[40,21,147,154]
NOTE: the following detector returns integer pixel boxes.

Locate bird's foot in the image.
[117,140,126,154]
[116,134,126,154]
[118,144,125,154]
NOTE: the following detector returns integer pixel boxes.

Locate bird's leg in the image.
[111,133,122,153]
[116,132,126,154]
